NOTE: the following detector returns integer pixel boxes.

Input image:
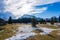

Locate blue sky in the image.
[34,2,60,18]
[0,0,60,20]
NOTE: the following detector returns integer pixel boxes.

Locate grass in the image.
[27,30,60,40]
[37,24,59,29]
[0,24,20,40]
[0,23,60,40]
[27,24,60,40]
[0,23,31,40]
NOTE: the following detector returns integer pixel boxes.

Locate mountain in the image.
[21,14,34,18]
[20,14,41,21]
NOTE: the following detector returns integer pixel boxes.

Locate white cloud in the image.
[30,7,47,14]
[35,0,60,5]
[4,0,60,18]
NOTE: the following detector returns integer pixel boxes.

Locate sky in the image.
[0,0,60,20]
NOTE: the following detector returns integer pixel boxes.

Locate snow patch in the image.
[6,33,36,40]
[5,26,59,40]
[17,26,34,33]
[57,31,60,35]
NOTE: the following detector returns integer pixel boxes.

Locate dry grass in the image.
[27,30,60,40]
[0,24,20,40]
[0,23,60,40]
[0,23,31,40]
[37,24,59,29]
[27,24,60,40]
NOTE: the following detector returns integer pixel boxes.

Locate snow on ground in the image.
[0,30,4,32]
[57,31,60,35]
[36,27,59,35]
[5,26,60,40]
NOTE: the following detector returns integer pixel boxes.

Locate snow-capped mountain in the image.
[21,14,34,18]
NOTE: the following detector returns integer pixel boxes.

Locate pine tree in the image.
[53,16,57,23]
[59,16,60,22]
[40,18,45,24]
[40,19,43,24]
[8,16,12,24]
[44,19,47,24]
[31,16,37,27]
[50,17,54,25]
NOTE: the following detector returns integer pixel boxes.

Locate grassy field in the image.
[27,30,60,40]
[0,23,60,40]
[0,24,20,40]
[27,24,60,40]
[37,24,60,29]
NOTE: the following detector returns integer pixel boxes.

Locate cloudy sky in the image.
[0,0,60,19]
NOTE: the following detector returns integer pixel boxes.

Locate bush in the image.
[0,18,6,26]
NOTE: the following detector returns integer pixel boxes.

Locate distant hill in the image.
[19,14,41,21]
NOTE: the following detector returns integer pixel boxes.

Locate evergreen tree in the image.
[39,19,43,24]
[39,18,46,24]
[44,19,47,24]
[8,16,12,24]
[53,16,57,23]
[59,16,60,22]
[50,17,54,25]
[31,16,37,27]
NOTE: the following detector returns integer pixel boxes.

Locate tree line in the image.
[0,16,60,26]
